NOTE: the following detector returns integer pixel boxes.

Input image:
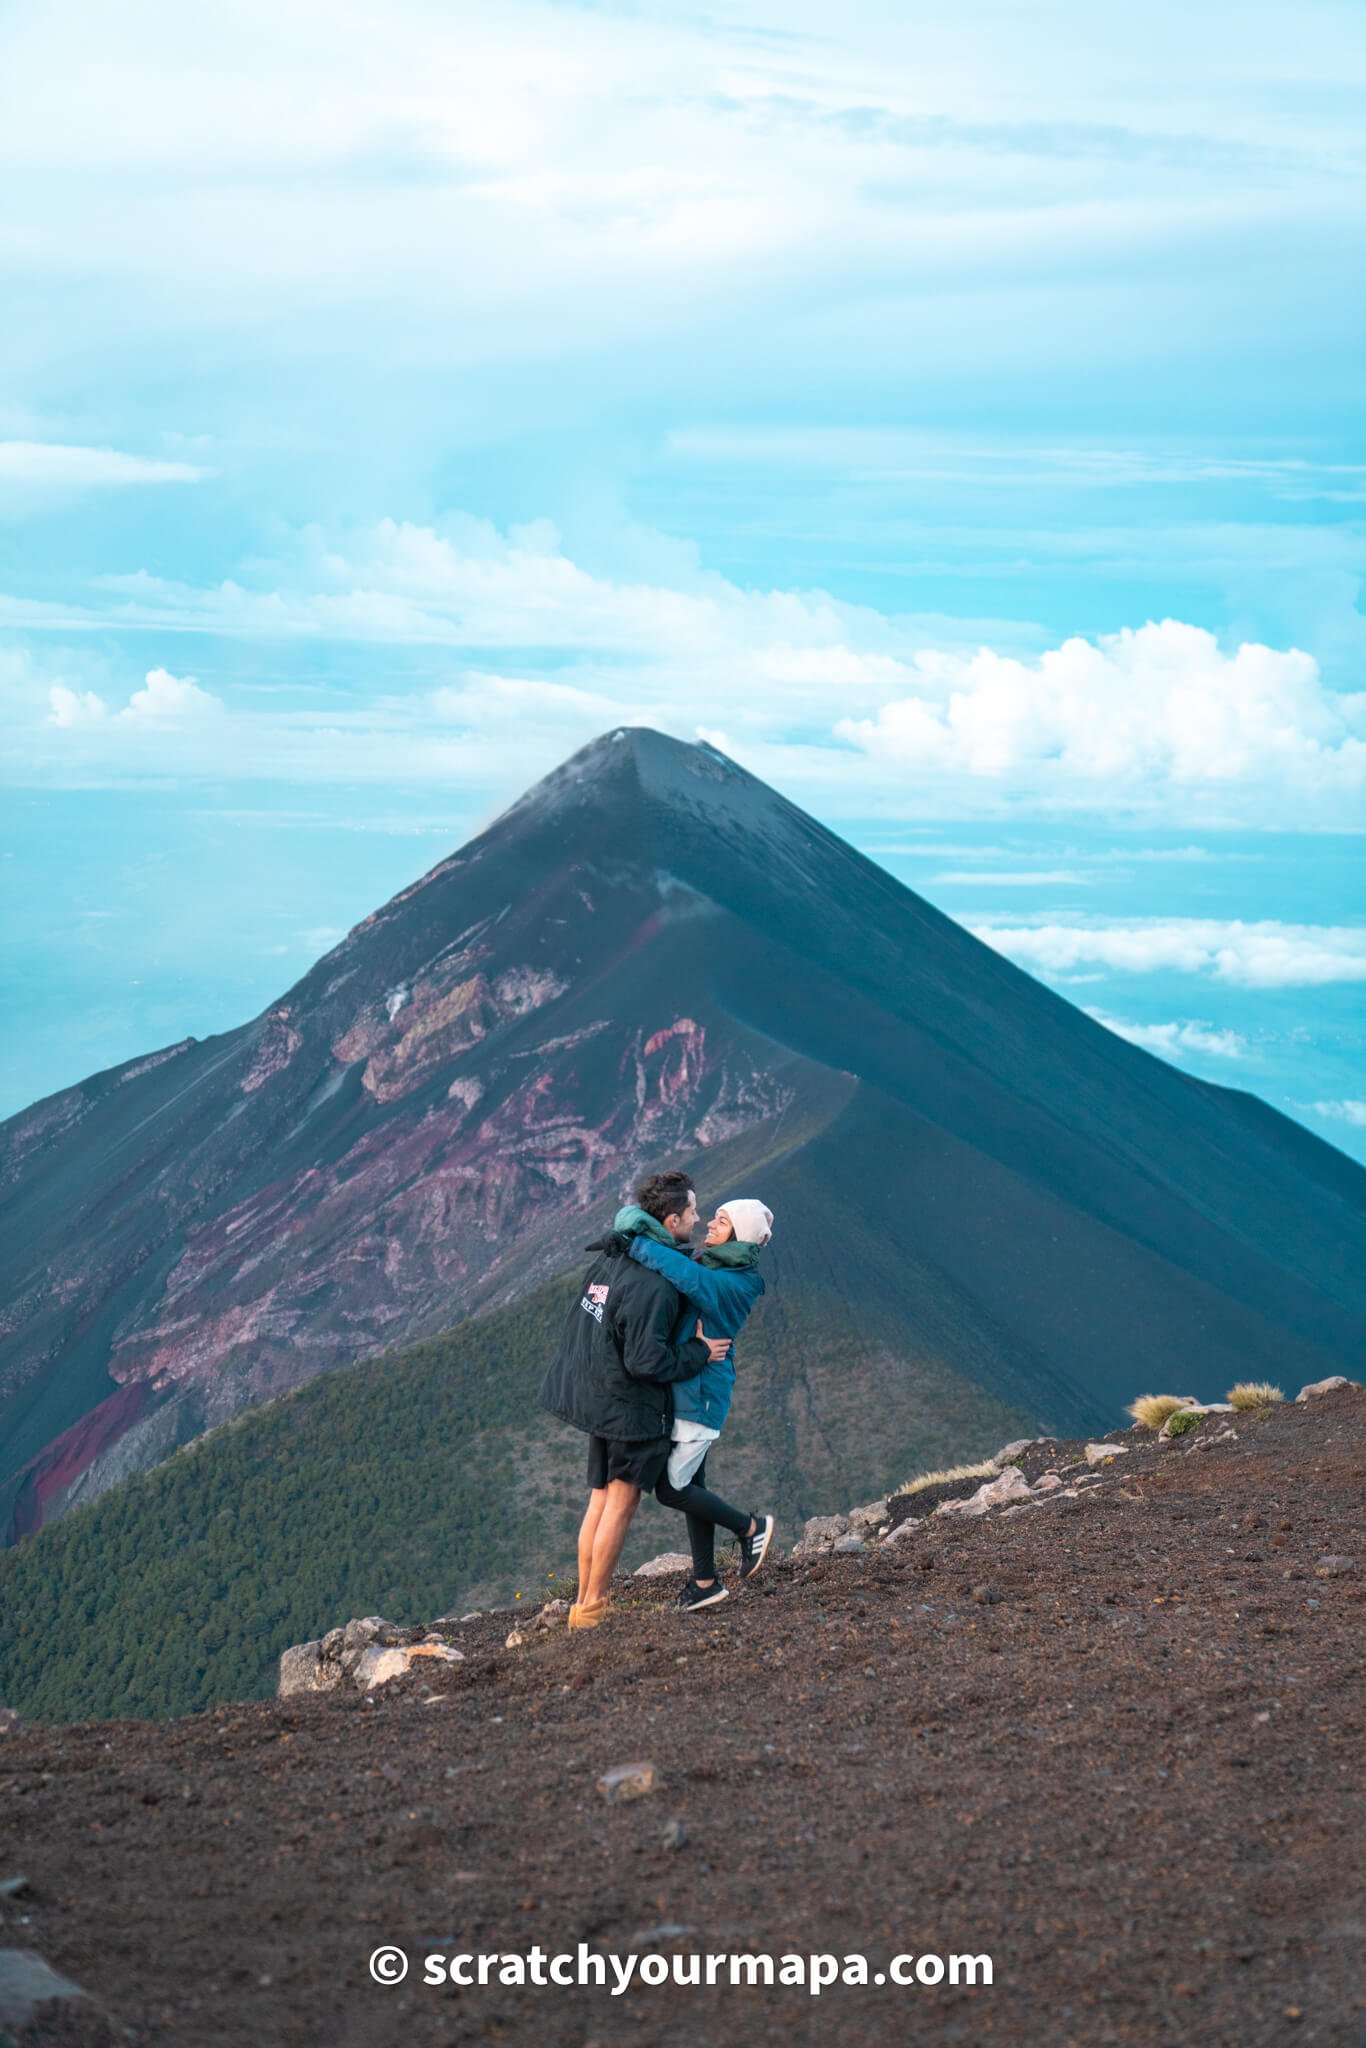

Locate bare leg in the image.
[583,1479,641,1605]
[576,1488,608,1605]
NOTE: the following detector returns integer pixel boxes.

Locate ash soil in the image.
[2,1392,1362,2048]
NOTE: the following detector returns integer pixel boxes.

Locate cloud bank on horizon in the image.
[0,0,1362,1153]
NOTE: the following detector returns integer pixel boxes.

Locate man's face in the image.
[664,1189,699,1241]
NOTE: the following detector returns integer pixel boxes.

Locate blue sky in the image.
[1,0,1363,1160]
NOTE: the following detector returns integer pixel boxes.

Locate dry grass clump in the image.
[899,1459,998,1497]
[1126,1393,1199,1431]
[1227,1381,1285,1412]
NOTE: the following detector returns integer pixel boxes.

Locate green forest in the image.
[0,1277,587,1725]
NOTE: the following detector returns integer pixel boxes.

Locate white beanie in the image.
[718,1198,774,1246]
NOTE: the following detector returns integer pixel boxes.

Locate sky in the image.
[1,0,1363,1160]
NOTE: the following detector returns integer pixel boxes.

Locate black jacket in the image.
[538,1244,709,1443]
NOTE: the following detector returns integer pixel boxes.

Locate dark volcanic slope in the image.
[3,729,1364,1540]
[2,1390,1361,2048]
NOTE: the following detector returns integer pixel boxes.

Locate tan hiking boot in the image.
[568,1596,610,1630]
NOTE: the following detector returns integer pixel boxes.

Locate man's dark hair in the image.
[634,1169,694,1226]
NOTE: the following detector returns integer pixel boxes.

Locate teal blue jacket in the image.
[625,1236,764,1431]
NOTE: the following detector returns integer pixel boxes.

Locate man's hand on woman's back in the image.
[697,1318,731,1363]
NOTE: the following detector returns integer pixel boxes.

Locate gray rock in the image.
[278,1615,464,1696]
[1315,1555,1354,1578]
[992,1439,1035,1465]
[1189,1425,1238,1451]
[355,1642,464,1689]
[335,1615,408,1679]
[662,1818,687,1850]
[833,1535,867,1553]
[534,1599,570,1628]
[598,1761,658,1804]
[407,1643,465,1668]
[1296,1375,1353,1401]
[634,1552,694,1578]
[628,1921,695,1946]
[792,1513,852,1554]
[1034,1472,1063,1492]
[1155,1402,1236,1438]
[846,1498,889,1534]
[353,1645,415,1691]
[0,1947,116,2043]
[278,1641,328,1697]
[1085,1440,1132,1462]
[936,1466,1032,1518]
[342,1615,392,1653]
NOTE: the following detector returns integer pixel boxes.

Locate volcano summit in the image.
[3,727,1363,1544]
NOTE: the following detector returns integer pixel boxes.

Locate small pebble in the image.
[1314,1556,1353,1578]
[598,1761,659,1804]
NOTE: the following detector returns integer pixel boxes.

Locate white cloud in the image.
[0,1,1355,340]
[0,442,205,488]
[47,684,108,726]
[969,917,1366,988]
[836,620,1366,796]
[665,427,1366,502]
[868,840,1239,862]
[428,672,620,725]
[120,667,223,720]
[9,514,1366,823]
[40,664,223,740]
[1085,1008,1247,1059]
[929,868,1094,886]
[1304,1099,1366,1126]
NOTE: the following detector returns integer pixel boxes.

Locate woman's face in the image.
[704,1210,736,1246]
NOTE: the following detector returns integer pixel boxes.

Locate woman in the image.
[612,1196,776,1611]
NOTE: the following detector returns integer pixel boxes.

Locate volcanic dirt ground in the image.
[2,1392,1362,2048]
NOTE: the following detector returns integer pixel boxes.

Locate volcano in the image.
[3,727,1364,1545]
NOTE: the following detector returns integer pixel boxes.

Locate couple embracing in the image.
[538,1168,776,1630]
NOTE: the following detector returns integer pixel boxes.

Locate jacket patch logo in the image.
[580,1281,610,1324]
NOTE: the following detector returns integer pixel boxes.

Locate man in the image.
[539,1169,731,1630]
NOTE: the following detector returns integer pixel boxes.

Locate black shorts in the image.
[586,1433,671,1492]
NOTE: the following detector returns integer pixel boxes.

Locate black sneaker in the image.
[737,1513,775,1581]
[677,1579,730,1612]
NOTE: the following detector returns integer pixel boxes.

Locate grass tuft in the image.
[1164,1408,1202,1436]
[897,1459,999,1497]
[1226,1381,1285,1412]
[1126,1393,1199,1431]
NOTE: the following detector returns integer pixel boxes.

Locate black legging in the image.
[655,1452,751,1583]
